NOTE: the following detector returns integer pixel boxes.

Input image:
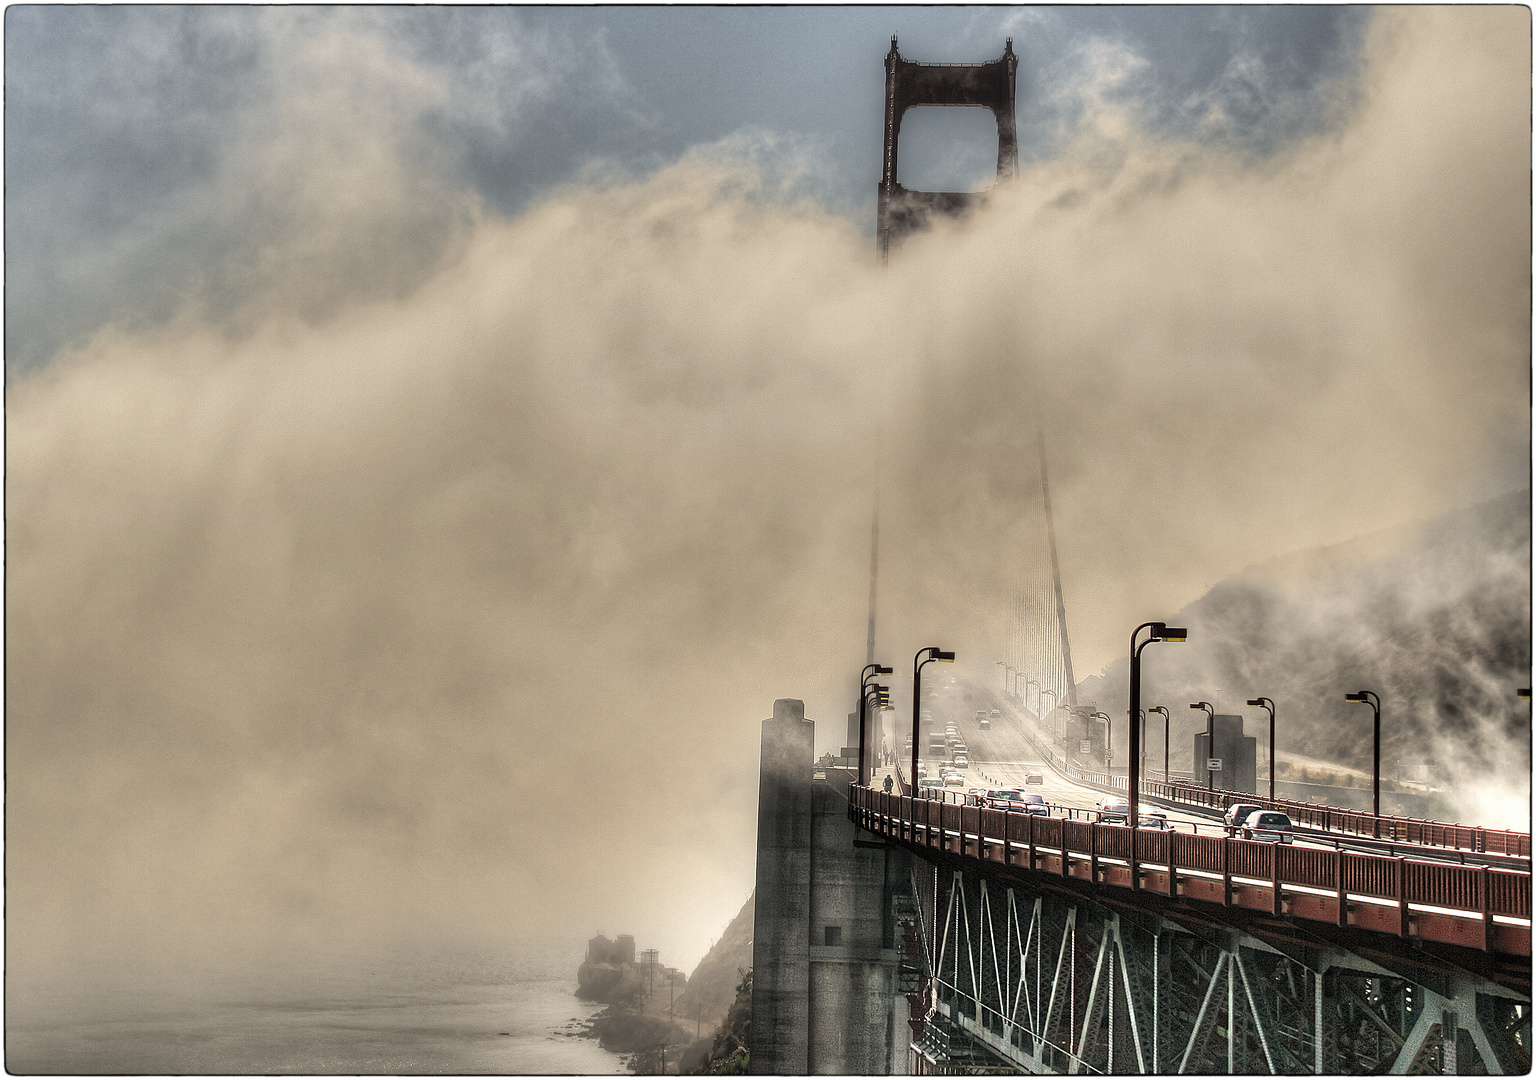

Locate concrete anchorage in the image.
[750,700,919,1074]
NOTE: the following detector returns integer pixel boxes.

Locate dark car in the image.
[1024,773,1045,785]
[1242,812,1295,843]
[1018,792,1050,816]
[1137,811,1173,830]
[1096,800,1131,824]
[1224,803,1264,833]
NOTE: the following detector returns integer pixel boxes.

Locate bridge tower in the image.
[878,36,1019,260]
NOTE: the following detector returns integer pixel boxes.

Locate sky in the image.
[6,5,1531,995]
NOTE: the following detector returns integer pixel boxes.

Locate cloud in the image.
[5,6,1528,998]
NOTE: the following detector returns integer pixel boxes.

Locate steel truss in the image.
[914,864,1530,1074]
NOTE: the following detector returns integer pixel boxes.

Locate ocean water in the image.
[7,937,627,1075]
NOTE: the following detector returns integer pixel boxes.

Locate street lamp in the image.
[1246,697,1276,803]
[1344,690,1382,819]
[862,682,890,785]
[1041,689,1056,737]
[1147,706,1170,781]
[1190,701,1215,791]
[858,663,893,787]
[1127,623,1185,891]
[911,647,955,787]
[996,661,1007,691]
[1090,711,1113,768]
[1026,679,1040,715]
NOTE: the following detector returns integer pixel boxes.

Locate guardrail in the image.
[989,693,1531,859]
[848,785,1532,959]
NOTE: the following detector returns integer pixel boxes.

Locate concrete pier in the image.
[750,699,910,1074]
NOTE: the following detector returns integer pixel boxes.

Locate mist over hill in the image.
[1075,488,1531,829]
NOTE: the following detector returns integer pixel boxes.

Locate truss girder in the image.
[908,861,1529,1075]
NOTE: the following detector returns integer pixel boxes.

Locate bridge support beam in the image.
[881,852,1529,1075]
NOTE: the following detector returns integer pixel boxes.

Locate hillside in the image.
[671,893,753,1035]
[1075,488,1531,830]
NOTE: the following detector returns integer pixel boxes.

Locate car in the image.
[979,715,991,729]
[1242,812,1295,843]
[1096,800,1131,824]
[944,774,967,788]
[974,710,987,723]
[952,757,969,769]
[1024,773,1044,785]
[1137,811,1173,830]
[1018,792,1050,815]
[989,709,1001,722]
[978,790,1050,816]
[1224,803,1264,833]
[917,778,944,795]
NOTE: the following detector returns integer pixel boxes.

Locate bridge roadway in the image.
[876,698,1528,868]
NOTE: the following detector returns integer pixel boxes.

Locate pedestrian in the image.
[882,774,893,794]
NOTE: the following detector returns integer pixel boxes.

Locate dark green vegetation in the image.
[679,969,751,1075]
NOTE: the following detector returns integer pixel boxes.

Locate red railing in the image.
[850,786,1531,958]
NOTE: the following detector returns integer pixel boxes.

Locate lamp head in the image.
[1246,698,1262,707]
[935,651,955,662]
[1344,693,1363,703]
[877,666,893,675]
[1158,626,1188,642]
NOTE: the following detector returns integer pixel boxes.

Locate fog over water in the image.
[6,4,1529,1029]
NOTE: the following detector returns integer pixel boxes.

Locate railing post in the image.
[1335,851,1348,927]
[1272,842,1282,916]
[1222,837,1232,907]
[1026,812,1035,871]
[1480,865,1493,952]
[1396,857,1409,938]
[1089,823,1098,884]
[1168,834,1179,898]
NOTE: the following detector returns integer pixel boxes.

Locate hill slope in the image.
[1075,488,1530,829]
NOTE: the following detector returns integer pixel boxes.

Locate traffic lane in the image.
[914,713,1510,859]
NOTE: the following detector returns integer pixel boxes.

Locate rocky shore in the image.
[571,907,754,1074]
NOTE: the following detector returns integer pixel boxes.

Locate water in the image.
[7,937,627,1075]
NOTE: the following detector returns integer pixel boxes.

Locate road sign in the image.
[1081,741,1093,754]
[1207,758,1223,771]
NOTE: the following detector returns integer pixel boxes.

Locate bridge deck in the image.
[850,786,1532,959]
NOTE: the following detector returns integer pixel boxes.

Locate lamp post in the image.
[859,663,893,787]
[1147,706,1170,781]
[1026,679,1040,716]
[1190,701,1215,790]
[911,647,955,787]
[1128,623,1186,892]
[1246,697,1276,803]
[1041,689,1056,738]
[1090,711,1113,769]
[1137,709,1147,776]
[996,661,1007,692]
[1006,666,1019,697]
[1344,690,1382,820]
